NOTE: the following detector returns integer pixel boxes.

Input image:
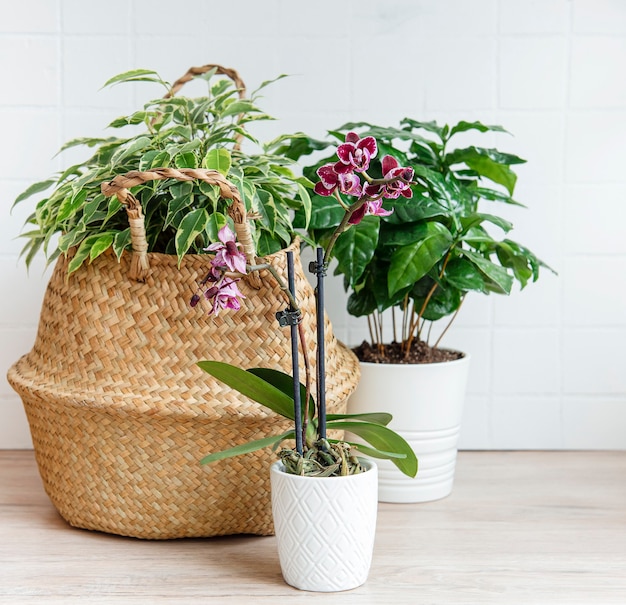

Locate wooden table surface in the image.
[1,450,625,604]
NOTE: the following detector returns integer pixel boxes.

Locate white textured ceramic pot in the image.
[347,353,470,503]
[270,459,378,592]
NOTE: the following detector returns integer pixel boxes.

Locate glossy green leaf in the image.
[326,412,392,426]
[461,213,513,234]
[333,216,379,287]
[413,283,462,321]
[449,120,508,137]
[444,257,486,292]
[461,249,513,294]
[388,223,452,296]
[346,288,377,317]
[197,361,296,420]
[247,367,314,421]
[382,195,448,224]
[200,431,293,465]
[327,420,418,478]
[297,195,344,230]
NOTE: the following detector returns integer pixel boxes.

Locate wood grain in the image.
[1,450,625,604]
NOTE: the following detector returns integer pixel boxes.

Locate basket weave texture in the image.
[8,242,359,539]
[8,63,360,539]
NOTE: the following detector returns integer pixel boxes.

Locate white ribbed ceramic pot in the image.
[270,459,378,592]
[347,353,470,503]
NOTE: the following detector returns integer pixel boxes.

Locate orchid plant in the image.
[196,133,420,477]
[279,120,554,361]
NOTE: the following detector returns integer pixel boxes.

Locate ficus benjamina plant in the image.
[12,67,312,274]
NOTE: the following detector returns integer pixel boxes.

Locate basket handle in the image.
[101,168,259,285]
[163,63,246,151]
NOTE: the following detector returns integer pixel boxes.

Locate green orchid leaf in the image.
[326,420,418,478]
[247,367,315,421]
[326,412,392,426]
[335,440,407,460]
[200,430,293,465]
[197,361,296,420]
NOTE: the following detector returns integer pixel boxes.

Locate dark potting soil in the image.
[352,340,464,365]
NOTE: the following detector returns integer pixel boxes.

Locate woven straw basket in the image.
[7,65,360,540]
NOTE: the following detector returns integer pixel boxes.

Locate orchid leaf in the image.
[336,440,406,460]
[327,420,418,477]
[200,430,293,465]
[326,411,392,426]
[197,361,296,420]
[247,367,314,421]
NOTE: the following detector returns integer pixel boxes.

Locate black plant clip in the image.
[308,260,327,277]
[275,308,302,327]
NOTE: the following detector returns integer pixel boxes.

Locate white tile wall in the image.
[1,0,625,450]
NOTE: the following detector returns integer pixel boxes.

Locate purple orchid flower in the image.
[381,156,414,199]
[348,198,393,225]
[314,164,363,197]
[205,225,247,274]
[335,132,377,173]
[338,172,362,196]
[205,279,246,316]
[314,164,340,196]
